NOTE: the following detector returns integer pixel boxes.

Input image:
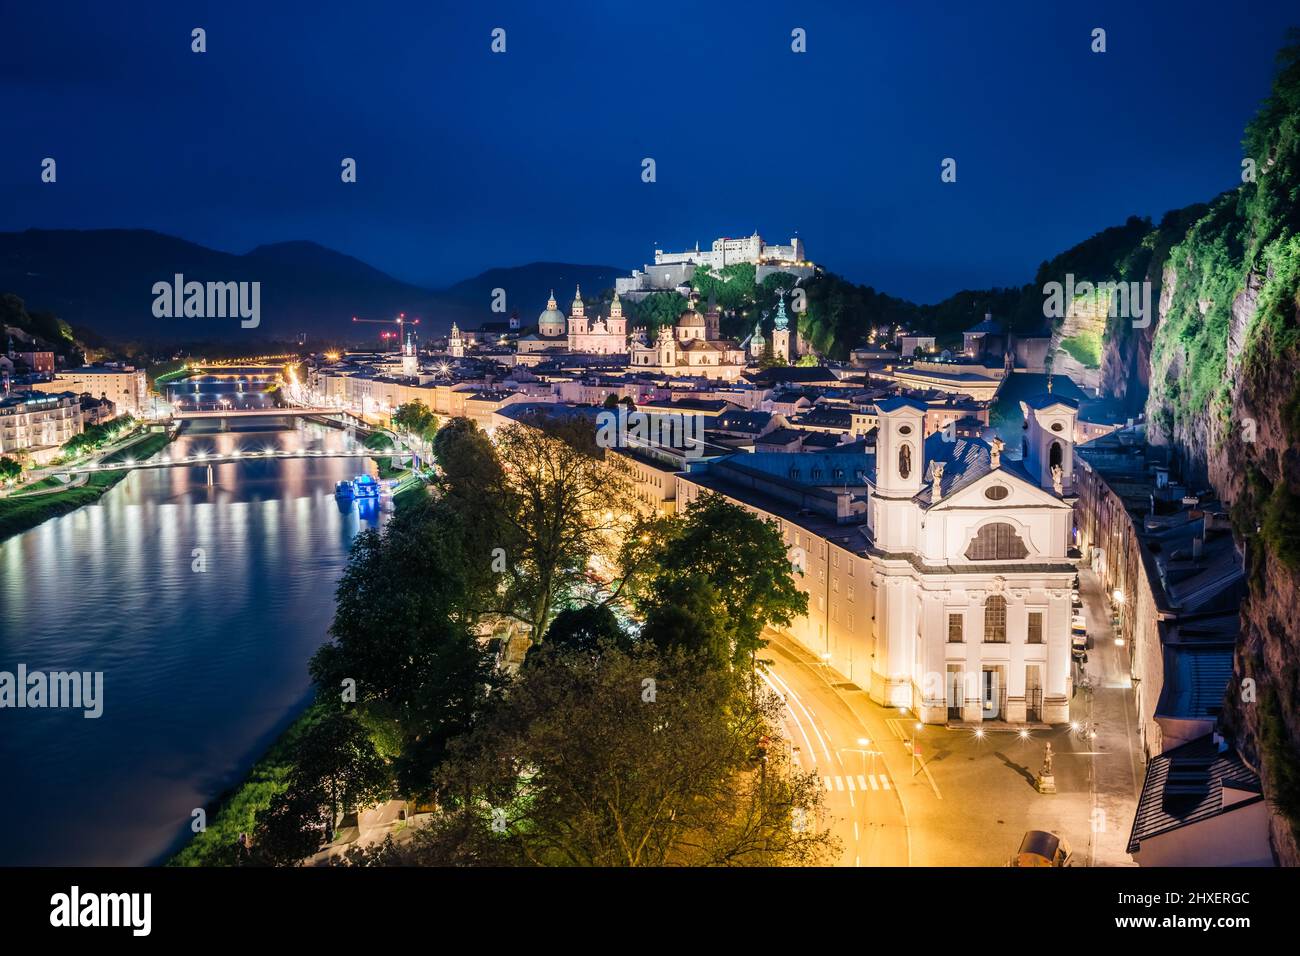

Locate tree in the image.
[0,457,21,482]
[626,291,687,334]
[391,400,438,460]
[311,495,501,797]
[620,493,808,666]
[490,413,631,642]
[290,710,391,831]
[541,603,631,655]
[388,643,837,866]
[250,710,390,866]
[251,784,332,866]
[638,573,730,669]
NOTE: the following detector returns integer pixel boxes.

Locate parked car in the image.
[1010,830,1072,867]
[1071,617,1088,660]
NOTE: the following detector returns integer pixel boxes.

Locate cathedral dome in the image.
[678,308,706,328]
[537,289,567,337]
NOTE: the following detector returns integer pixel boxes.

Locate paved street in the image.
[764,572,1143,866]
[763,632,910,867]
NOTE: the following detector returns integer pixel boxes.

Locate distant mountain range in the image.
[0,229,627,345]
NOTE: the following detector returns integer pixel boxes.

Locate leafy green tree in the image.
[0,457,21,482]
[490,413,631,642]
[638,573,730,669]
[626,291,686,334]
[541,603,631,655]
[389,643,836,866]
[250,710,390,866]
[621,493,807,666]
[311,495,501,797]
[251,784,331,866]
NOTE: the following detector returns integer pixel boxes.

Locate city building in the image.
[0,391,83,464]
[32,366,147,417]
[1073,423,1245,757]
[1127,735,1273,866]
[628,297,748,382]
[676,392,1081,725]
[616,232,815,300]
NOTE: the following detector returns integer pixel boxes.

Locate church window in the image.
[965,523,1029,560]
[1027,611,1044,644]
[948,613,963,643]
[983,595,1007,643]
[899,443,912,480]
[1049,440,1063,470]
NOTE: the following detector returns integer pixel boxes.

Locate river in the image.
[0,410,386,865]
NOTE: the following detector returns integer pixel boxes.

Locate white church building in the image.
[676,393,1081,725]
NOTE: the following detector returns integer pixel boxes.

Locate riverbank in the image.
[168,700,328,866]
[0,430,173,541]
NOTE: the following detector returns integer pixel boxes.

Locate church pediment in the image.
[928,466,1070,512]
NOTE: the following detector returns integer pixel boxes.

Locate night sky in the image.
[2,1,1295,302]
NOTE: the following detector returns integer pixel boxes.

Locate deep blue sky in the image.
[2,1,1295,303]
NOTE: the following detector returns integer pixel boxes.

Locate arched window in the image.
[983,594,1007,643]
[898,443,911,480]
[1049,440,1063,470]
[965,522,1029,560]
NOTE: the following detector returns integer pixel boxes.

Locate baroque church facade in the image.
[628,295,748,381]
[516,288,629,358]
[677,394,1081,726]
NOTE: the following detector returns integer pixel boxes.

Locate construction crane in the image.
[352,313,419,352]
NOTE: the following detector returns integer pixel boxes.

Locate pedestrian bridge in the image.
[172,406,337,420]
[54,446,415,477]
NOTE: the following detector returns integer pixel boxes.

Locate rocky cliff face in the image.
[1144,38,1300,865]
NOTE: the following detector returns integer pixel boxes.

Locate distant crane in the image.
[352,313,419,352]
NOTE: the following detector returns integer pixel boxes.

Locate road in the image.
[762,631,911,867]
[762,577,1143,867]
[1073,566,1144,866]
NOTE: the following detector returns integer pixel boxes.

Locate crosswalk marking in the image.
[825,773,891,793]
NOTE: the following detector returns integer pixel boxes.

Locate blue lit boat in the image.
[335,479,355,499]
[352,474,379,498]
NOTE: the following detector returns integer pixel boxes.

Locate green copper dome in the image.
[538,289,567,336]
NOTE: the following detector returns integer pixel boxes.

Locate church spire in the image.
[773,293,789,331]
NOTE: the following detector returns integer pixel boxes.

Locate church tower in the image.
[402,327,419,376]
[608,291,627,337]
[749,320,765,360]
[448,322,464,359]
[1021,393,1078,493]
[656,324,677,369]
[771,294,792,364]
[871,396,927,552]
[569,286,588,336]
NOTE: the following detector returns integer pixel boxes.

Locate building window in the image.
[948,613,963,643]
[899,443,912,479]
[983,595,1007,643]
[965,523,1029,561]
[1027,611,1043,644]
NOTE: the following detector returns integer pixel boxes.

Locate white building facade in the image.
[676,393,1080,725]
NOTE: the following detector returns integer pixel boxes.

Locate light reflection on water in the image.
[0,420,387,865]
